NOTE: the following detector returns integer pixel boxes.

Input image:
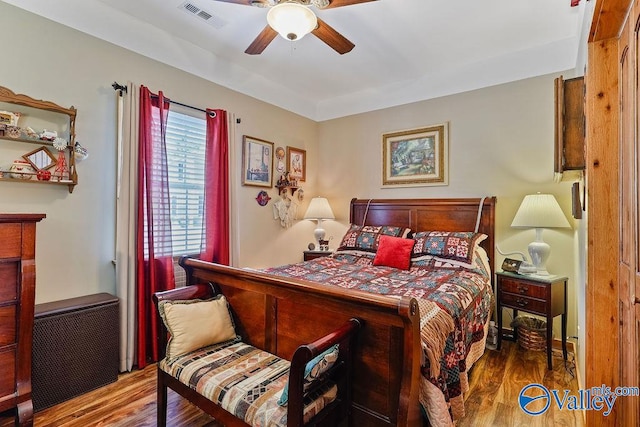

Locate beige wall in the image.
[0,2,318,302]
[0,3,581,344]
[317,75,579,341]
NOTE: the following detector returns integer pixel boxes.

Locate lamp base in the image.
[314,220,326,250]
[528,228,551,275]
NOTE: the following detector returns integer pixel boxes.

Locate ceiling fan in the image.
[212,0,378,55]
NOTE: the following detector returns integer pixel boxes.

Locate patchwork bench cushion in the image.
[159,339,337,427]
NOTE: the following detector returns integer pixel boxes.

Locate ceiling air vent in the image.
[179,2,227,29]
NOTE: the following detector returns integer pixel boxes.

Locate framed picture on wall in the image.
[382,123,448,187]
[287,146,306,182]
[242,135,274,187]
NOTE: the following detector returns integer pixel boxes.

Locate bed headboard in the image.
[349,197,497,273]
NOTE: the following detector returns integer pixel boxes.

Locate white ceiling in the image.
[3,0,592,121]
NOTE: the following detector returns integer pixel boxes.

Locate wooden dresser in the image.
[0,214,45,426]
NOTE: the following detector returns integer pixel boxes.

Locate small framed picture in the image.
[242,135,274,187]
[287,146,306,182]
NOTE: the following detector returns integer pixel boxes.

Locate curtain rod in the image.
[111,81,215,117]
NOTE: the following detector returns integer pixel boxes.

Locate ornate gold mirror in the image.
[23,146,56,170]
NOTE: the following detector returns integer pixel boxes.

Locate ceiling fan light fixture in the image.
[267,2,317,41]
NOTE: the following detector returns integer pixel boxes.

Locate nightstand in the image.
[496,271,568,370]
[303,250,333,261]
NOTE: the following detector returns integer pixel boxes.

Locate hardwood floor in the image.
[1,341,582,426]
[460,341,583,427]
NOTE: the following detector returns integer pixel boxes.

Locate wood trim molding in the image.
[590,0,633,41]
[585,37,622,426]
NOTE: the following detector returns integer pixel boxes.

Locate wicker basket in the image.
[511,316,547,352]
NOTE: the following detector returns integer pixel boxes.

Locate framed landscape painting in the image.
[242,135,274,187]
[382,123,448,187]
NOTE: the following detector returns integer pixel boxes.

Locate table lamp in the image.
[303,197,335,250]
[511,193,570,275]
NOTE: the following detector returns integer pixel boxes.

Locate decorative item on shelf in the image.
[7,126,21,139]
[24,127,38,139]
[255,190,271,206]
[74,141,88,161]
[511,193,571,275]
[36,169,52,181]
[307,242,316,251]
[23,146,57,171]
[0,110,21,127]
[275,171,299,196]
[39,129,58,142]
[0,124,5,137]
[303,197,335,249]
[52,137,67,151]
[53,151,70,182]
[9,160,35,180]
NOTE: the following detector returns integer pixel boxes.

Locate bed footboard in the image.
[180,257,422,427]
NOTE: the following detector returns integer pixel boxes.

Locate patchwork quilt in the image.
[262,251,493,426]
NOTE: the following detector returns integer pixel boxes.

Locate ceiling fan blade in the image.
[245,25,278,55]
[312,18,355,54]
[324,0,377,9]
[211,0,269,6]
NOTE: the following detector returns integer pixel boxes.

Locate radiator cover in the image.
[32,293,120,411]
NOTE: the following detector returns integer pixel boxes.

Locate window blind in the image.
[165,110,207,256]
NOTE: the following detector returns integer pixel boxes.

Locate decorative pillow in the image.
[158,295,237,359]
[337,224,411,253]
[277,344,339,406]
[373,235,415,270]
[411,231,487,264]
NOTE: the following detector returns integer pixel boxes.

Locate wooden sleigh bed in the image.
[179,197,496,427]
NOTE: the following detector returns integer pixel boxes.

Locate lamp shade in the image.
[304,197,335,220]
[511,194,570,229]
[267,3,317,41]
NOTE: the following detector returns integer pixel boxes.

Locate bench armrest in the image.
[287,318,362,427]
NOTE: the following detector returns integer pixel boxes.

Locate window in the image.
[165,110,206,256]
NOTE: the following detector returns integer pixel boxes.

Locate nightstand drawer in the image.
[500,292,546,314]
[499,277,547,299]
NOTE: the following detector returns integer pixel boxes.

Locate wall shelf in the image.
[0,85,78,193]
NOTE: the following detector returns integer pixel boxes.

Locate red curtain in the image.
[136,86,175,368]
[201,109,230,265]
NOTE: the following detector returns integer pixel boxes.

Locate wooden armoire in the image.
[0,214,45,426]
[587,0,639,425]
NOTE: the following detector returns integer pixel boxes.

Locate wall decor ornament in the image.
[275,146,286,175]
[255,190,271,206]
[382,123,448,187]
[242,135,274,188]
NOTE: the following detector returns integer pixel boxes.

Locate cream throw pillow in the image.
[158,296,237,359]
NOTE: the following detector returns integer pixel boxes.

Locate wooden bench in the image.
[175,257,423,426]
[153,283,361,427]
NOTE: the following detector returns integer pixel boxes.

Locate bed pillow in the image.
[337,224,411,253]
[411,231,487,264]
[277,344,339,406]
[158,295,237,359]
[373,235,415,270]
